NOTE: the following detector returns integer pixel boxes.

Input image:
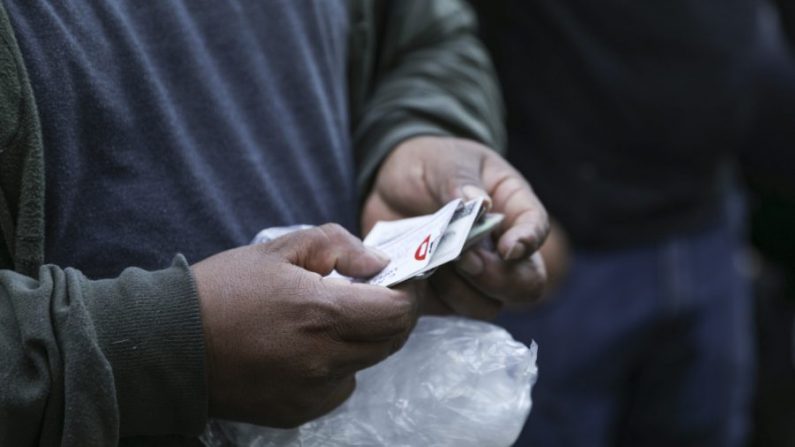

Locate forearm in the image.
[0,256,207,446]
[350,0,506,196]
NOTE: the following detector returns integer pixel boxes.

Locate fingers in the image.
[423,139,489,207]
[312,282,422,376]
[418,298,455,316]
[405,279,455,316]
[271,224,390,278]
[422,246,546,321]
[268,376,357,428]
[405,137,549,261]
[366,136,549,262]
[456,248,547,304]
[376,136,492,214]
[368,137,447,217]
[538,222,571,291]
[305,376,357,423]
[361,189,410,234]
[324,336,411,377]
[481,156,550,260]
[319,280,419,343]
[428,267,503,320]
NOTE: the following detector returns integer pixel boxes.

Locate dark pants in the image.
[498,217,754,447]
[751,263,795,447]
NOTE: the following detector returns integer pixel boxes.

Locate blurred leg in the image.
[498,246,664,447]
[752,267,795,447]
[620,222,754,447]
[500,217,753,447]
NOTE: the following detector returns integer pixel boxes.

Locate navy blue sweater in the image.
[7,0,355,278]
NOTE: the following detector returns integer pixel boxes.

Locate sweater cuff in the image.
[83,255,208,437]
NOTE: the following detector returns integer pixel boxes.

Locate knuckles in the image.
[523,253,548,297]
[315,223,353,247]
[471,252,547,303]
[261,364,357,428]
[389,295,418,334]
[262,379,353,429]
[301,356,340,383]
[294,291,342,334]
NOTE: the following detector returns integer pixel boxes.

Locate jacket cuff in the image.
[82,255,208,437]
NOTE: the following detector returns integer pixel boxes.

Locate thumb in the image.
[272,224,390,278]
[457,184,493,212]
[424,139,493,211]
[443,172,493,213]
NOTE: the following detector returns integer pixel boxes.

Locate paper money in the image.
[364,199,461,287]
[363,198,503,287]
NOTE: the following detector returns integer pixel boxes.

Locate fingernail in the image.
[457,252,485,276]
[461,185,492,210]
[367,247,391,263]
[505,242,527,261]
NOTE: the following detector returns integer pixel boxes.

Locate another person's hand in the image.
[506,219,571,312]
[192,224,419,428]
[362,136,549,319]
[538,219,570,294]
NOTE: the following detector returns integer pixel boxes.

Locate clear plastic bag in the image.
[202,316,538,447]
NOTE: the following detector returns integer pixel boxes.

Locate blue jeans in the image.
[498,217,754,447]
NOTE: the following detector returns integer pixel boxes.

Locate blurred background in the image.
[467,0,795,445]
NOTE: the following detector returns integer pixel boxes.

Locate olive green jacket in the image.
[0,1,504,445]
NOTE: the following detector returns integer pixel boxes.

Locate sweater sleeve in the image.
[0,255,208,446]
[350,0,506,195]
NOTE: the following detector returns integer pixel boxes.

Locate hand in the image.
[506,219,571,311]
[192,224,419,428]
[362,136,549,319]
[538,220,570,294]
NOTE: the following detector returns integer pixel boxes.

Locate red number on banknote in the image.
[415,235,431,261]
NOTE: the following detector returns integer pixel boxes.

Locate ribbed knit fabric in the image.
[0,2,45,276]
[83,255,207,437]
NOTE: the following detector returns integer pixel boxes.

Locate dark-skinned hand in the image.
[363,136,549,320]
[192,224,419,428]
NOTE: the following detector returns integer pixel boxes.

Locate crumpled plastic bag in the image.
[202,316,538,447]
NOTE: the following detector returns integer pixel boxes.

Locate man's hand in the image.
[538,220,570,294]
[192,224,419,428]
[362,136,549,319]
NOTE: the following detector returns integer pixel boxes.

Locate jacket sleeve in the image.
[350,0,506,195]
[0,256,208,446]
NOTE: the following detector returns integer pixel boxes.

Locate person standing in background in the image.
[744,2,795,444]
[472,0,794,445]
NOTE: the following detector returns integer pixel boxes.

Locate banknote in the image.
[364,199,461,287]
[363,198,503,287]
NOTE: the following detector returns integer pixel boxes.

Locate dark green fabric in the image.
[349,0,505,195]
[0,2,43,276]
[0,255,206,445]
[0,0,504,445]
